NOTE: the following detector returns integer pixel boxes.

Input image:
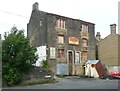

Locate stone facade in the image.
[27,2,96,75]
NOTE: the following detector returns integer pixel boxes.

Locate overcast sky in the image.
[0,0,119,39]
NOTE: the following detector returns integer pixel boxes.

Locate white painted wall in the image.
[108,66,120,72]
[35,46,47,66]
[85,64,99,78]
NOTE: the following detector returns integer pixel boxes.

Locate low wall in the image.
[21,66,53,85]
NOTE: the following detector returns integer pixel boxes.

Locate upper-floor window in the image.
[40,19,42,26]
[81,39,88,47]
[81,24,88,32]
[56,19,65,29]
[57,35,64,44]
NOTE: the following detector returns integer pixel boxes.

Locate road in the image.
[2,76,119,90]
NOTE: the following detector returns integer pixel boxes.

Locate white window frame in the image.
[75,51,81,65]
[50,47,56,59]
[57,19,65,29]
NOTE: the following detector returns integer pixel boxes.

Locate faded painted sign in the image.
[69,37,79,45]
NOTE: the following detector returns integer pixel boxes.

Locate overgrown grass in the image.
[56,75,64,78]
[24,79,57,86]
[18,79,58,86]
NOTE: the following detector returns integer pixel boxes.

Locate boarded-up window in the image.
[50,47,56,59]
[58,35,64,44]
[58,49,64,58]
[81,52,87,61]
[57,64,67,75]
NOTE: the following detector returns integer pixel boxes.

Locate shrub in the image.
[2,26,38,86]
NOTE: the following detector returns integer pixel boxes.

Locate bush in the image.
[2,26,38,86]
[3,68,22,86]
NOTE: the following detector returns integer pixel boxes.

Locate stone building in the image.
[98,24,120,72]
[27,2,96,75]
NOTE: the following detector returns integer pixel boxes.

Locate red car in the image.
[108,72,120,78]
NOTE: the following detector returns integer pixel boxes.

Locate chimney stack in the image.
[32,2,39,11]
[110,24,116,34]
[96,32,101,41]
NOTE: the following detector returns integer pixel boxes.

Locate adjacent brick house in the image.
[98,24,120,72]
[27,2,96,75]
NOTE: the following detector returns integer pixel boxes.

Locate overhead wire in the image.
[0,9,28,18]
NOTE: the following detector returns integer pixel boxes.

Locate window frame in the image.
[57,35,64,44]
[57,49,64,58]
[56,19,65,29]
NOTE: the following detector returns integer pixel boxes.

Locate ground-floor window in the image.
[58,49,64,58]
[50,47,56,59]
[75,52,81,65]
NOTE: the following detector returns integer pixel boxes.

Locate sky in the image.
[0,0,119,39]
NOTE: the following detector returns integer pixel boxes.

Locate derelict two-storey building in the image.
[27,2,96,75]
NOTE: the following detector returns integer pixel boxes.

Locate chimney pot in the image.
[96,32,101,41]
[110,24,116,34]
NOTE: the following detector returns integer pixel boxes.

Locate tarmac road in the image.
[2,76,119,90]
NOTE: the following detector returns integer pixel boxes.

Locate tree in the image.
[2,26,38,86]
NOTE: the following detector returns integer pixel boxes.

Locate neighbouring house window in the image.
[75,52,81,65]
[56,19,65,29]
[50,47,56,59]
[57,35,64,44]
[58,49,64,58]
[81,24,88,32]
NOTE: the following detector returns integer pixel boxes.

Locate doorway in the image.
[68,51,73,75]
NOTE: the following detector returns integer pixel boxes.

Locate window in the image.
[56,19,65,29]
[58,49,64,58]
[81,52,87,61]
[40,19,42,26]
[75,52,81,65]
[58,35,64,44]
[81,25,88,32]
[50,47,56,59]
[81,39,88,47]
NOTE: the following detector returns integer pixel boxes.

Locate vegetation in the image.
[56,75,64,78]
[21,79,57,86]
[2,26,38,86]
[41,60,50,70]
